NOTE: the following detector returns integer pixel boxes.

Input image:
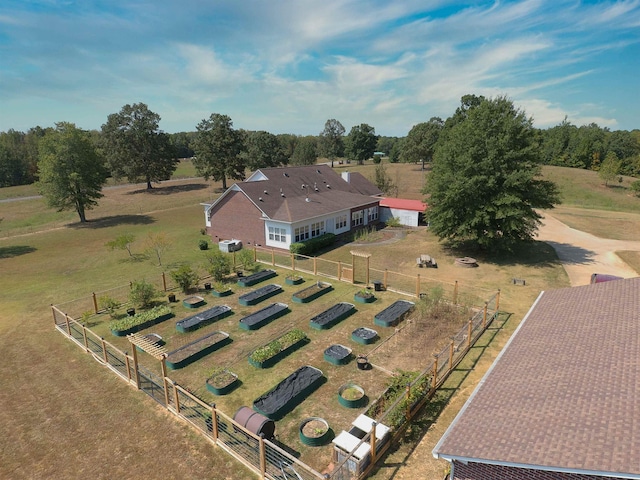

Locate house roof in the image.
[433,277,640,478]
[378,197,427,212]
[344,171,383,196]
[211,165,380,224]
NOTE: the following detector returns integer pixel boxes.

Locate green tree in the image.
[36,122,108,223]
[105,233,136,257]
[192,113,246,190]
[245,130,286,170]
[129,280,157,308]
[101,103,178,189]
[388,139,403,163]
[144,232,171,266]
[599,151,621,186]
[290,136,318,165]
[204,250,232,282]
[345,123,377,165]
[425,96,560,251]
[277,133,299,163]
[373,163,396,196]
[401,117,443,170]
[170,264,199,293]
[318,119,345,168]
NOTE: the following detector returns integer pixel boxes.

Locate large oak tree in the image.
[101,103,177,189]
[345,123,377,165]
[37,122,108,223]
[425,96,560,251]
[318,119,345,168]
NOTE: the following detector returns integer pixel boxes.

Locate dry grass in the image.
[550,206,640,241]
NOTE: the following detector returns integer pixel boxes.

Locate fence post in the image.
[291,252,295,270]
[496,289,501,311]
[125,355,132,382]
[173,380,180,414]
[384,269,388,289]
[162,272,167,292]
[467,320,473,349]
[338,261,342,281]
[65,314,72,336]
[366,255,370,286]
[313,257,317,275]
[259,434,267,478]
[211,404,219,443]
[483,302,488,328]
[272,249,275,266]
[432,355,438,389]
[160,357,170,408]
[51,304,56,326]
[131,345,141,389]
[415,274,420,297]
[453,281,458,304]
[370,422,377,464]
[92,292,98,314]
[233,250,236,268]
[101,337,108,363]
[449,339,455,372]
[253,245,257,262]
[405,384,411,420]
[82,325,89,352]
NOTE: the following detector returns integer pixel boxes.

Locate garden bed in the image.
[165,331,231,370]
[175,305,232,333]
[310,302,355,330]
[323,344,352,365]
[237,269,277,287]
[374,300,415,327]
[239,303,289,331]
[183,295,205,309]
[205,369,239,395]
[285,275,304,285]
[299,417,331,446]
[292,281,333,303]
[248,329,308,368]
[238,284,283,306]
[252,365,325,420]
[354,289,376,304]
[110,306,173,337]
[211,288,232,297]
[352,327,378,345]
[338,383,367,408]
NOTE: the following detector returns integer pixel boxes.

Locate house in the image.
[433,277,640,480]
[202,165,383,250]
[378,198,427,227]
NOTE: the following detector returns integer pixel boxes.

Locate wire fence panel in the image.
[138,366,166,406]
[105,343,129,379]
[175,387,213,435]
[384,271,417,296]
[314,257,341,280]
[264,440,324,480]
[216,418,262,473]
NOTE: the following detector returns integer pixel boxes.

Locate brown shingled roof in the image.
[433,277,640,477]
[235,165,379,222]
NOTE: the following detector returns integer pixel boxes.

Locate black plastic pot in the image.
[127,308,136,317]
[168,293,176,303]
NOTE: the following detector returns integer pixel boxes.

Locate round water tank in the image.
[233,406,275,439]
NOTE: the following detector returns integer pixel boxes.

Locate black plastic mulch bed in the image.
[253,365,325,420]
[237,269,277,287]
[239,302,289,330]
[374,300,415,327]
[352,327,378,344]
[324,344,352,364]
[238,284,283,306]
[310,302,356,330]
[175,305,232,333]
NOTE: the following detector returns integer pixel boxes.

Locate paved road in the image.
[536,211,640,286]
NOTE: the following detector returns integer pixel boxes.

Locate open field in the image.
[4,160,637,479]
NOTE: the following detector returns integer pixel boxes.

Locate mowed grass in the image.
[0,159,601,480]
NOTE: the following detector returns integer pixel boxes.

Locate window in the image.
[336,214,347,229]
[367,206,378,222]
[268,226,286,243]
[311,221,325,238]
[352,210,363,227]
[294,225,309,242]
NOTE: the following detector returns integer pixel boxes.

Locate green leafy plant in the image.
[289,233,336,255]
[99,295,121,318]
[237,248,261,273]
[204,250,232,281]
[631,180,640,197]
[249,329,307,363]
[385,216,402,228]
[170,264,199,293]
[198,239,209,250]
[129,279,157,308]
[109,305,171,332]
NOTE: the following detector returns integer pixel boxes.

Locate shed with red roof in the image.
[378,197,427,227]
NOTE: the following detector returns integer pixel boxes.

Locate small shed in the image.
[332,414,390,476]
[378,198,427,227]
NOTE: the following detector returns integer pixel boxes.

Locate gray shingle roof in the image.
[433,277,640,477]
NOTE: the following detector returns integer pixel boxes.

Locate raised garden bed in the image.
[354,289,376,304]
[211,287,232,297]
[338,383,367,408]
[248,329,308,368]
[238,284,283,306]
[110,305,173,337]
[253,365,325,420]
[175,305,232,333]
[285,275,304,285]
[324,344,353,365]
[292,281,333,304]
[165,331,231,370]
[205,369,239,395]
[183,295,205,309]
[237,269,277,287]
[310,302,356,330]
[352,327,378,345]
[239,302,289,331]
[299,417,331,446]
[374,300,415,327]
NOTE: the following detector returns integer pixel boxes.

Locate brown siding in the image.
[453,461,622,480]
[208,191,266,247]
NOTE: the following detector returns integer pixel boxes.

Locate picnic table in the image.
[416,254,437,268]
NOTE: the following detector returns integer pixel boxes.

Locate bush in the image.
[385,217,402,228]
[198,239,209,250]
[204,250,232,281]
[129,280,157,308]
[170,264,199,293]
[373,154,382,164]
[631,180,640,197]
[109,305,171,332]
[99,295,120,318]
[290,233,336,255]
[237,248,261,273]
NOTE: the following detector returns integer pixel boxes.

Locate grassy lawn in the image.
[6,160,630,480]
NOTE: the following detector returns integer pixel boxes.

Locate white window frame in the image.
[268,226,286,243]
[352,210,363,227]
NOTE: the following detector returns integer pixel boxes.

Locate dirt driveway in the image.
[536,211,640,286]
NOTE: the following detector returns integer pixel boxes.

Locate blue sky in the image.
[1,0,639,136]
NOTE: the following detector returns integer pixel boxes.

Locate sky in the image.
[0,0,639,137]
